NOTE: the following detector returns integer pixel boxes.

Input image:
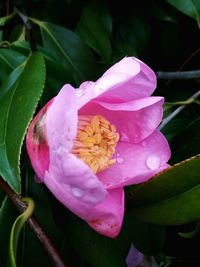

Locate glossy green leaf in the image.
[10,40,31,56]
[0,63,25,100]
[0,49,26,69]
[150,2,176,22]
[0,52,46,193]
[8,198,35,267]
[129,155,200,206]
[119,16,150,56]
[31,19,97,84]
[0,49,26,82]
[113,41,137,61]
[65,214,127,267]
[0,13,15,26]
[129,155,200,225]
[166,0,200,27]
[10,40,73,85]
[76,1,112,61]
[9,25,26,43]
[178,220,200,239]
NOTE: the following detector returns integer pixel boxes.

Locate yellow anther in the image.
[71,115,120,173]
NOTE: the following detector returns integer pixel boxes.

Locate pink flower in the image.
[26,57,171,238]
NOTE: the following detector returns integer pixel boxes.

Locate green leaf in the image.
[0,49,26,69]
[0,49,26,82]
[31,19,97,84]
[119,16,150,56]
[129,155,200,225]
[8,198,35,267]
[0,52,46,193]
[65,214,127,267]
[166,0,200,28]
[76,1,112,61]
[150,2,176,22]
[129,155,200,206]
[178,220,200,239]
[10,40,31,56]
[0,63,25,100]
[0,13,15,26]
[113,41,137,62]
[10,40,73,85]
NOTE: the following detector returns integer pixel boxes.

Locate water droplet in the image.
[56,145,63,156]
[141,141,146,147]
[71,187,84,198]
[146,155,160,170]
[94,86,104,94]
[117,157,124,164]
[76,90,84,97]
[121,132,129,142]
[133,134,139,143]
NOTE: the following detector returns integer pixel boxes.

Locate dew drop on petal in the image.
[94,86,103,94]
[121,132,129,142]
[133,134,139,143]
[117,157,124,164]
[56,145,64,157]
[71,187,84,198]
[146,155,161,170]
[105,182,112,187]
[141,140,146,147]
[76,90,84,97]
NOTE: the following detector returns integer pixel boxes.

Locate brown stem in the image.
[0,176,68,267]
[14,7,37,52]
[177,48,200,72]
[156,70,200,80]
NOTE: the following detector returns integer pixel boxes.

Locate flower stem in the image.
[159,90,200,130]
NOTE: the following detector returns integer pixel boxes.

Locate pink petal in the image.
[26,100,52,180]
[79,97,164,143]
[98,57,156,102]
[47,151,107,205]
[87,188,124,238]
[46,84,78,154]
[76,57,156,108]
[97,130,171,189]
[44,168,124,237]
[45,84,107,205]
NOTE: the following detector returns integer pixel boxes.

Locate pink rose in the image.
[26,57,170,238]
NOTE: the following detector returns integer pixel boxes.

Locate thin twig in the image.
[14,7,37,52]
[0,176,68,267]
[156,70,200,80]
[178,48,200,72]
[159,90,200,130]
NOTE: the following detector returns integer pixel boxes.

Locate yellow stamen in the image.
[71,115,120,173]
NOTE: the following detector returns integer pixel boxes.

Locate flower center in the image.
[71,115,120,173]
